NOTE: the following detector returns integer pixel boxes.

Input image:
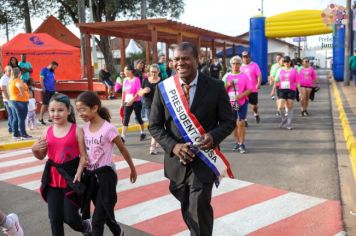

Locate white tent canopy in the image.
[125,39,142,55]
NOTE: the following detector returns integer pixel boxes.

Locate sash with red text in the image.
[159,75,234,187]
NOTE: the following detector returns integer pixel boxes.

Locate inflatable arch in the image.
[249,10,344,83]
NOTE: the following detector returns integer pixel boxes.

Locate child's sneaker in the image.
[2,213,24,236]
[82,219,92,235]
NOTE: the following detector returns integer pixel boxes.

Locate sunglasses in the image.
[150,71,159,73]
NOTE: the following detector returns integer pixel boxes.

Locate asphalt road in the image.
[0,73,341,235]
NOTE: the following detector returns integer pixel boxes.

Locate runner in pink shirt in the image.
[275,56,301,130]
[121,65,146,142]
[241,51,262,124]
[298,58,319,116]
[223,56,252,154]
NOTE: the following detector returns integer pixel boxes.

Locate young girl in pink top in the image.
[121,64,146,142]
[76,91,137,236]
[275,56,301,130]
[298,58,319,116]
[31,93,91,236]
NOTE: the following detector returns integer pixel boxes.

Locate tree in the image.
[0,0,53,37]
[53,0,184,75]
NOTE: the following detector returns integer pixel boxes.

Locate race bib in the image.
[228,91,237,101]
[125,94,133,103]
[280,81,290,89]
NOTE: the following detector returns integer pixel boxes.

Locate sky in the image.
[0,0,346,45]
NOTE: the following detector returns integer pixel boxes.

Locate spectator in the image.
[133,59,145,82]
[166,59,176,77]
[138,64,161,154]
[27,90,37,130]
[8,67,31,139]
[39,61,58,125]
[210,56,222,79]
[18,53,33,87]
[7,57,20,70]
[157,54,168,80]
[0,66,14,134]
[200,58,211,77]
[349,50,356,86]
[99,64,115,99]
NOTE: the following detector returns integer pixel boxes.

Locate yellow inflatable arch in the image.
[265,10,333,38]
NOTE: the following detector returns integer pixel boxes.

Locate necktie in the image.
[183,84,191,106]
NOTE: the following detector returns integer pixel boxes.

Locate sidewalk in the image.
[0,98,148,149]
[330,76,356,235]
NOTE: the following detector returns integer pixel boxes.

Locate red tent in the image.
[0,33,81,81]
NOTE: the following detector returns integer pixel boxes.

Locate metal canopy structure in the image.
[78,18,248,90]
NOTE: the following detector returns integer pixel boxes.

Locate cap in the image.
[242,51,250,57]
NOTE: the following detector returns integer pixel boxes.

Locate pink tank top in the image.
[46,124,80,188]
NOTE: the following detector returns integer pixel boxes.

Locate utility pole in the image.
[78,0,86,79]
[261,0,264,16]
[344,0,351,85]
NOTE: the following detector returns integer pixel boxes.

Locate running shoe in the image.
[150,145,158,155]
[120,137,125,143]
[286,124,293,130]
[305,111,309,116]
[255,115,260,123]
[232,143,240,151]
[82,219,92,235]
[279,118,287,129]
[140,133,147,141]
[39,119,46,125]
[12,135,21,140]
[276,111,281,117]
[239,144,247,154]
[21,134,33,140]
[2,213,24,236]
[301,111,305,116]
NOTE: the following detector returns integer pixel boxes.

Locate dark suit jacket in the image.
[148,73,235,184]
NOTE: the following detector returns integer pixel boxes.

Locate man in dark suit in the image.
[149,42,235,235]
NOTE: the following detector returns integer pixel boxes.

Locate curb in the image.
[0,123,149,152]
[332,82,356,181]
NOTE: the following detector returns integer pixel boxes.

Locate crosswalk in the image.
[0,149,345,235]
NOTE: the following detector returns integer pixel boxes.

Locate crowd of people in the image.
[0,55,59,140]
[0,42,320,236]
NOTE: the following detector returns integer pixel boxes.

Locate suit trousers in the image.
[169,167,214,236]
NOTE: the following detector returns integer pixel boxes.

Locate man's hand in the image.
[172,143,196,165]
[198,133,214,150]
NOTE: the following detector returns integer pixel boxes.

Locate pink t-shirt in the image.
[123,77,141,103]
[240,62,261,93]
[298,67,316,87]
[82,121,119,171]
[278,68,299,91]
[223,72,252,106]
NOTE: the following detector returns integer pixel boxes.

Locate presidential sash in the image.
[159,75,235,187]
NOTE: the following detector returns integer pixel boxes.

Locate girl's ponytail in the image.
[98,106,111,122]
